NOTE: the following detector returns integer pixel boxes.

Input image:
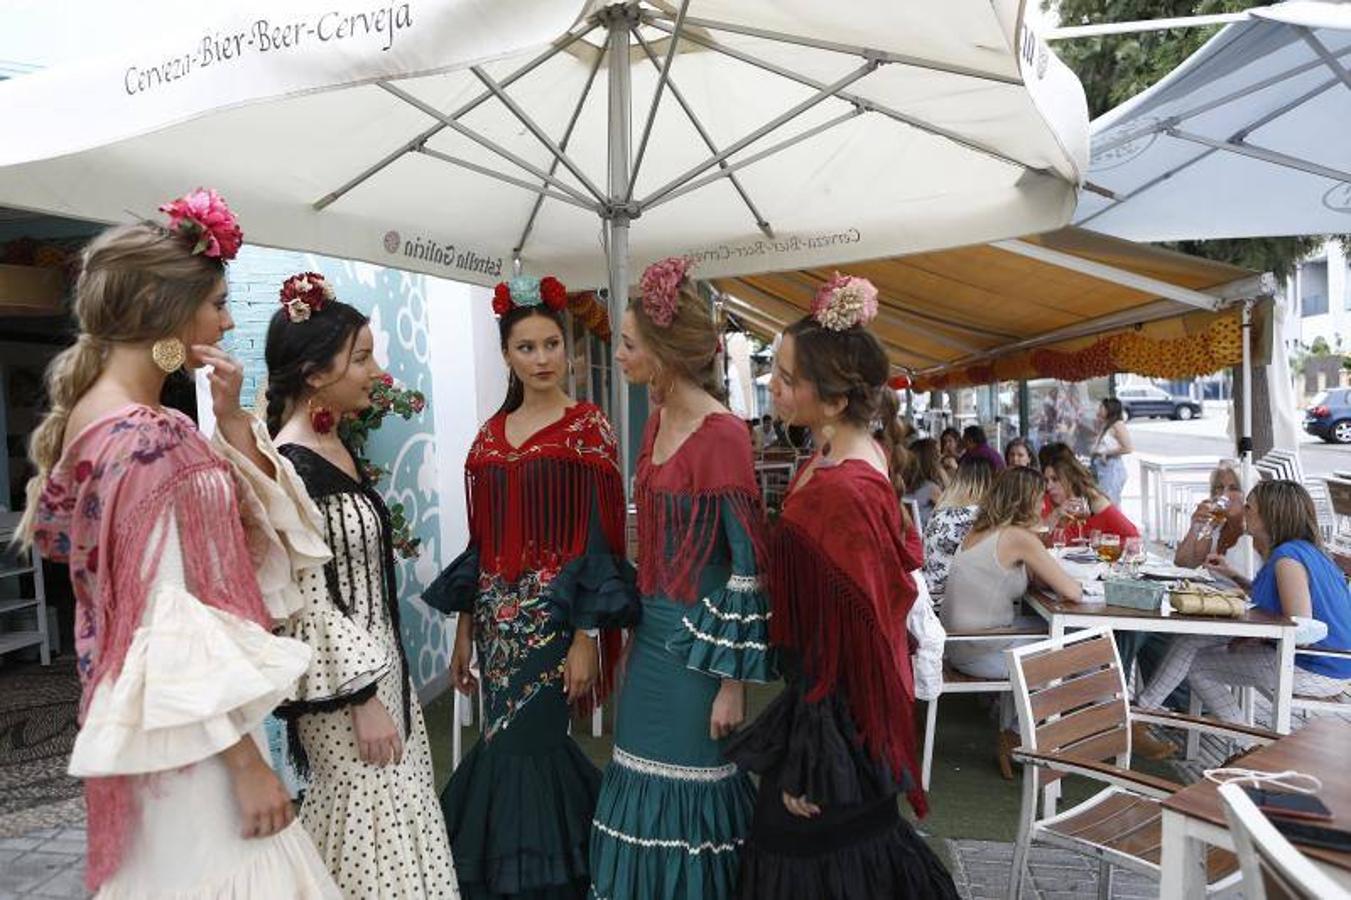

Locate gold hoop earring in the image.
[150,337,186,373]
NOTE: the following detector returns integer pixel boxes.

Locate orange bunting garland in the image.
[910,313,1244,391]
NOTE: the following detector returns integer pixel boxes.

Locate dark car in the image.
[1304,388,1351,444]
[1116,385,1203,421]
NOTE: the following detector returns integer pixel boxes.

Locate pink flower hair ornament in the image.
[811,272,879,332]
[158,188,243,262]
[639,256,692,328]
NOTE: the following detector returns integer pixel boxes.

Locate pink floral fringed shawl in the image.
[32,404,274,891]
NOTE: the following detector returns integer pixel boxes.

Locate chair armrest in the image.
[1011,747,1181,800]
[1130,707,1279,745]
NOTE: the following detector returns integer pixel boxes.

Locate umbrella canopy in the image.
[1074,0,1351,241]
[0,0,1087,287]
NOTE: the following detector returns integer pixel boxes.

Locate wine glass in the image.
[1197,494,1230,554]
[1064,497,1091,546]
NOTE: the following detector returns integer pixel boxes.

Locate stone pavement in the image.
[949,839,1158,900]
[0,827,87,899]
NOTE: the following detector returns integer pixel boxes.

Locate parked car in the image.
[1116,385,1203,421]
[1304,388,1351,444]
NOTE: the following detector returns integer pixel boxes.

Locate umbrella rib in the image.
[641,9,1021,85]
[378,82,597,208]
[638,62,879,208]
[416,147,597,212]
[643,110,862,213]
[626,0,691,204]
[514,35,608,256]
[649,20,1045,176]
[470,66,607,203]
[1092,42,1351,158]
[629,27,773,237]
[313,25,594,211]
[1166,126,1351,185]
[1075,147,1218,228]
[1296,27,1351,93]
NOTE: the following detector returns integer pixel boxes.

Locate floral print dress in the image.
[424,402,639,900]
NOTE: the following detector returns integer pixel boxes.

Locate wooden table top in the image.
[1161,718,1351,872]
[1027,588,1293,629]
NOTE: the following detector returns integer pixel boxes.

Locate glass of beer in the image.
[1097,533,1122,565]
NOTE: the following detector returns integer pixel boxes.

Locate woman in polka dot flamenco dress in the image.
[266,273,457,898]
[424,275,640,900]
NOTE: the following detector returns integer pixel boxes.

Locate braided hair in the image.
[264,300,369,436]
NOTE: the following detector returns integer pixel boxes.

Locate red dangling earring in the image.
[308,396,336,434]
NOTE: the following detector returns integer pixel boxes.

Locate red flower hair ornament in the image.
[158,188,243,261]
[492,275,568,317]
[279,271,336,323]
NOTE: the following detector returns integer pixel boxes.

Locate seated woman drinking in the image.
[1174,461,1257,576]
[1137,480,1351,726]
[941,467,1081,779]
[1042,446,1139,542]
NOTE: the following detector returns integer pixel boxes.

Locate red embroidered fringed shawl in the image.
[466,402,625,582]
[465,402,627,703]
[32,405,273,891]
[770,459,928,816]
[634,411,766,602]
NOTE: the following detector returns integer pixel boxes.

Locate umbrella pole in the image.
[605,7,633,491]
[1239,298,1256,577]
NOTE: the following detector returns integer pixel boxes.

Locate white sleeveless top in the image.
[940,529,1029,634]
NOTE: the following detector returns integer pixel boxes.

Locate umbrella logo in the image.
[1322,183,1351,215]
[1090,118,1160,172]
[383,230,401,253]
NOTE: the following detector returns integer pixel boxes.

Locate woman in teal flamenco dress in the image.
[424,275,640,900]
[588,257,774,900]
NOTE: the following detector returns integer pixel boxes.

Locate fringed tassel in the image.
[635,487,766,604]
[769,522,927,818]
[469,457,621,583]
[86,461,272,891]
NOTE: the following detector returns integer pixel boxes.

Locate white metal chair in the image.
[1218,782,1351,900]
[918,622,1047,790]
[1005,627,1279,900]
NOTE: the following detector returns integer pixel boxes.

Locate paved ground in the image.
[0,827,86,899]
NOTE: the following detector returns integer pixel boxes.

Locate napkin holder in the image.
[1104,577,1166,611]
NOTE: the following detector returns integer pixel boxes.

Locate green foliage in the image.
[1310,335,1332,356]
[1046,0,1344,279]
[339,375,428,559]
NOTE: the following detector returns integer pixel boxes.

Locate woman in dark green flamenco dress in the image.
[424,275,639,900]
[588,257,774,900]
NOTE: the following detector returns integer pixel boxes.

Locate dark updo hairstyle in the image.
[496,304,567,416]
[264,299,369,437]
[784,313,899,482]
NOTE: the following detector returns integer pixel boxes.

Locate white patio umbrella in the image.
[0,0,1088,445]
[1069,1,1342,484]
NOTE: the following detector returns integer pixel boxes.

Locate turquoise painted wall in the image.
[225,247,451,690]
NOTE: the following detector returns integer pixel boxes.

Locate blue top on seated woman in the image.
[1252,540,1351,679]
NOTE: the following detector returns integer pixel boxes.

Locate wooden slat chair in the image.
[1006,628,1280,900]
[1218,783,1351,900]
[1325,477,1351,551]
[919,623,1048,790]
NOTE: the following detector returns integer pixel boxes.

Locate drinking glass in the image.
[1097,533,1122,565]
[1122,536,1146,574]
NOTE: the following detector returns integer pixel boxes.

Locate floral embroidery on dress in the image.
[473,569,568,741]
